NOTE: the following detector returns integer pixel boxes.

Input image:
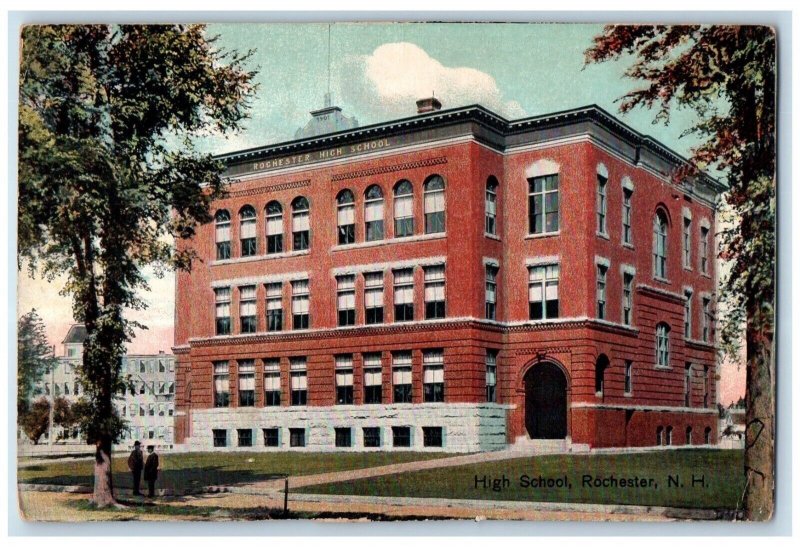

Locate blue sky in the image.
[197,23,705,159]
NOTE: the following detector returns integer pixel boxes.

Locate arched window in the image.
[336,189,356,245]
[265,201,283,254]
[239,206,257,257]
[595,354,609,397]
[393,180,414,237]
[424,175,446,234]
[686,426,693,445]
[666,426,673,446]
[364,185,384,242]
[485,176,498,235]
[653,209,669,279]
[656,426,664,446]
[656,322,671,368]
[291,196,310,251]
[214,210,231,260]
[704,426,712,444]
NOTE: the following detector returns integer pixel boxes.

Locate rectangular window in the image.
[424,184,445,234]
[212,429,227,448]
[485,183,497,235]
[266,282,283,332]
[392,426,411,448]
[392,352,413,403]
[363,353,383,404]
[423,426,443,447]
[337,200,355,245]
[423,350,445,403]
[337,275,356,327]
[486,350,497,403]
[266,209,283,254]
[264,359,281,406]
[684,363,692,407]
[292,208,310,251]
[596,264,607,320]
[394,193,414,237]
[683,217,692,268]
[393,268,414,322]
[263,428,279,447]
[363,427,381,448]
[214,287,231,335]
[702,297,712,342]
[700,227,710,274]
[684,290,693,339]
[291,279,310,330]
[290,358,307,406]
[216,219,231,260]
[334,427,352,448]
[528,264,559,320]
[289,428,306,447]
[622,189,633,244]
[365,195,384,241]
[213,361,230,408]
[237,428,253,447]
[528,174,559,234]
[424,265,446,319]
[363,272,384,324]
[485,265,498,320]
[597,174,607,234]
[624,361,633,394]
[622,272,634,326]
[335,355,354,405]
[703,366,710,408]
[241,213,257,257]
[239,285,257,333]
[238,360,255,407]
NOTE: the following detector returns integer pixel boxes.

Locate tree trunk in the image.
[743,317,775,520]
[92,436,116,507]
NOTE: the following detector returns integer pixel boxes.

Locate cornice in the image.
[185,317,639,350]
[330,156,448,182]
[223,179,310,197]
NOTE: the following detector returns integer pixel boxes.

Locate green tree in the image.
[18,24,257,507]
[586,25,775,520]
[20,397,51,445]
[17,309,57,416]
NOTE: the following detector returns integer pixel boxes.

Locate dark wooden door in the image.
[525,362,567,439]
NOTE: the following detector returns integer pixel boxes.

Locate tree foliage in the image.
[18,24,257,504]
[586,24,775,520]
[20,397,51,444]
[17,309,57,415]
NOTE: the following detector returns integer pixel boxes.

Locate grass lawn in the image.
[18,451,451,492]
[299,449,745,510]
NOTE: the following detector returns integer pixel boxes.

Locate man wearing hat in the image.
[127,441,144,496]
[144,445,160,497]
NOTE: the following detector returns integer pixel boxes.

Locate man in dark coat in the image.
[144,445,160,497]
[127,441,144,496]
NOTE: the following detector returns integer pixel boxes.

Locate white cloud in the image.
[339,42,527,122]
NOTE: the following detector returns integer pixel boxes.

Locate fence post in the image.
[283,476,289,516]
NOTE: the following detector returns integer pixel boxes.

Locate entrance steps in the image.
[510,437,590,454]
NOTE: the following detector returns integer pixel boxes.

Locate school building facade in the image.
[172,99,722,452]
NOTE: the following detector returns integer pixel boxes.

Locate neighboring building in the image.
[28,324,176,449]
[173,98,721,452]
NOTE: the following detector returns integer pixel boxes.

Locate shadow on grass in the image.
[22,466,286,492]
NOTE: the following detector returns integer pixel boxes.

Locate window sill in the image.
[332,232,446,251]
[484,233,501,241]
[211,250,310,266]
[653,276,671,285]
[683,265,693,272]
[622,242,635,250]
[654,365,672,371]
[524,231,560,240]
[699,272,712,279]
[596,231,610,240]
[623,392,633,398]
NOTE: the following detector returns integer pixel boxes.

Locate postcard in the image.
[15,21,776,523]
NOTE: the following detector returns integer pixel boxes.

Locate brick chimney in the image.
[416,97,442,114]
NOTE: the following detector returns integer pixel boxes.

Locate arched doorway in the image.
[524,361,568,439]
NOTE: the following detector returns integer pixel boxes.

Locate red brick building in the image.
[173,100,721,452]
